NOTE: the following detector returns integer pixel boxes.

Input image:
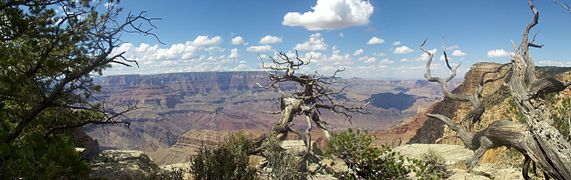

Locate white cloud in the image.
[191,36,222,46]
[106,39,249,75]
[452,50,466,57]
[259,35,283,44]
[367,36,384,45]
[203,46,225,52]
[415,48,436,61]
[379,58,394,64]
[353,49,364,56]
[246,45,273,52]
[339,33,345,38]
[359,56,376,63]
[393,46,414,54]
[392,41,401,46]
[282,0,374,31]
[294,33,327,51]
[233,61,251,71]
[487,49,511,58]
[231,36,247,45]
[229,48,239,59]
[400,58,409,62]
[537,60,571,67]
[303,51,325,62]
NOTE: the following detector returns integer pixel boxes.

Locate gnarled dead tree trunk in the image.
[251,51,368,162]
[421,0,571,179]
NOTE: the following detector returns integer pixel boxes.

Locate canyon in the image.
[86,71,460,164]
[84,62,571,175]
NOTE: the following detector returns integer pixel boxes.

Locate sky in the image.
[104,0,571,79]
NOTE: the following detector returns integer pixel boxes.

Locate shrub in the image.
[553,97,571,139]
[114,168,185,180]
[0,131,90,179]
[327,129,449,179]
[410,149,449,179]
[264,135,308,180]
[189,133,257,180]
[327,129,410,179]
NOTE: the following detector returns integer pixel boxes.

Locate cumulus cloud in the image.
[191,36,222,46]
[452,50,466,57]
[246,45,273,52]
[106,39,249,75]
[294,33,327,51]
[487,49,512,58]
[203,46,225,52]
[229,48,239,59]
[259,35,283,44]
[231,36,247,45]
[282,0,374,31]
[359,56,376,63]
[393,46,414,54]
[392,41,401,46]
[353,49,364,56]
[367,36,384,45]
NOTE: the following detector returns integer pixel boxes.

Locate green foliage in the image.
[327,129,409,179]
[190,133,257,180]
[0,131,90,179]
[410,150,449,179]
[1,0,154,178]
[114,168,185,180]
[264,135,308,180]
[327,129,449,179]
[553,97,571,139]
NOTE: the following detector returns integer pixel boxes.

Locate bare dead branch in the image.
[253,51,368,163]
[421,40,468,102]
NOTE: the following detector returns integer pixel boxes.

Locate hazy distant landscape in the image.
[86,71,462,164]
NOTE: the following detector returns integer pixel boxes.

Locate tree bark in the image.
[420,1,571,178]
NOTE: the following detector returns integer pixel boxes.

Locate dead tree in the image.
[421,0,571,179]
[251,51,368,161]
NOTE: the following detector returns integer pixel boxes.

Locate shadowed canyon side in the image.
[86,71,460,164]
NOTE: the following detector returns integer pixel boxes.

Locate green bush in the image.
[327,129,410,179]
[264,135,308,180]
[411,149,449,179]
[113,168,185,180]
[0,131,90,179]
[327,129,449,179]
[553,97,571,139]
[190,133,257,180]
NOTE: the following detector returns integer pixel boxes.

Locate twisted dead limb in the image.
[421,0,571,179]
[252,51,369,164]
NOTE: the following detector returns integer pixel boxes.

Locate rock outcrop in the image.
[393,144,523,180]
[90,150,160,179]
[409,63,571,144]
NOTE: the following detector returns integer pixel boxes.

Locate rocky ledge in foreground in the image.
[88,143,524,179]
[394,144,523,180]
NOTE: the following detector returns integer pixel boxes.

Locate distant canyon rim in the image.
[85,71,462,164]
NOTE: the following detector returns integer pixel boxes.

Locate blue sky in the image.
[105,0,571,79]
